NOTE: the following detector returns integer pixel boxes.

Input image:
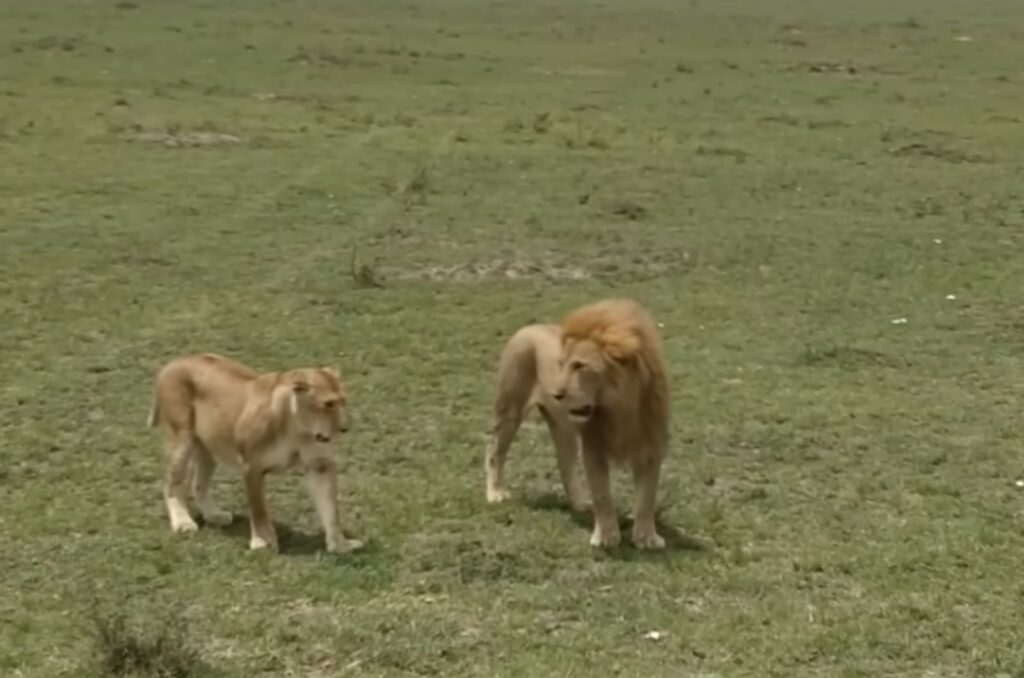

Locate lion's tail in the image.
[146,399,159,428]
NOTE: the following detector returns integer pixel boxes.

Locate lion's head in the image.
[285,367,349,444]
[552,299,669,453]
[551,333,607,424]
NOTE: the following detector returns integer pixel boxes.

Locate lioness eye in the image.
[324,399,339,409]
[570,360,585,371]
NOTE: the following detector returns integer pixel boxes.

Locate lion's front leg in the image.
[581,446,620,548]
[540,408,590,512]
[243,465,278,552]
[631,458,665,550]
[304,458,363,554]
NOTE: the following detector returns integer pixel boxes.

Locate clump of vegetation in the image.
[350,247,384,288]
[88,601,207,678]
[609,199,649,221]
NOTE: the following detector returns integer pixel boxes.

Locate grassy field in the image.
[2,0,1024,675]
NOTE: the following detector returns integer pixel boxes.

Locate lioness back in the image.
[151,354,259,449]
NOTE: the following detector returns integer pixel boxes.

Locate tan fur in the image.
[148,353,363,554]
[484,299,670,549]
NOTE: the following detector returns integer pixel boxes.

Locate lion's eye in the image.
[323,399,339,409]
[570,360,585,371]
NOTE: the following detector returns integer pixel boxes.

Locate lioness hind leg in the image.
[164,438,199,534]
[485,411,522,504]
[539,408,590,511]
[630,459,665,550]
[191,446,233,527]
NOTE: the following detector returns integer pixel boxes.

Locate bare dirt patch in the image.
[395,258,591,283]
[124,130,242,148]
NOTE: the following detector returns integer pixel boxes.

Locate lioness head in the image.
[285,367,348,443]
[552,337,606,424]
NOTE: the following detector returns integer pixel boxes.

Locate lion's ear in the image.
[322,366,341,378]
[600,328,641,362]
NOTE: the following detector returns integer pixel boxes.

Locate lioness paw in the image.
[589,527,621,549]
[631,528,666,550]
[486,487,511,504]
[202,510,234,527]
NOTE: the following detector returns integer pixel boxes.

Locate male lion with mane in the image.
[148,353,363,554]
[484,298,670,549]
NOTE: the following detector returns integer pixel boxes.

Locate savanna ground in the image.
[2,0,1024,675]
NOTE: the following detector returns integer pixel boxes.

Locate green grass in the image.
[2,0,1024,675]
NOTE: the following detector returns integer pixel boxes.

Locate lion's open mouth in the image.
[568,405,594,419]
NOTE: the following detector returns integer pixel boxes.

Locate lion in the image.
[147,353,363,554]
[484,298,670,549]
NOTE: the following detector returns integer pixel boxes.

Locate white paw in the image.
[202,510,234,527]
[631,528,666,550]
[249,535,278,552]
[327,538,365,554]
[486,487,511,504]
[170,517,199,534]
[173,520,198,536]
[589,526,621,549]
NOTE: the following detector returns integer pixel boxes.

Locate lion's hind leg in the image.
[485,406,524,504]
[484,335,539,504]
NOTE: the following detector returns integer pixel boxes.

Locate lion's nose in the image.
[315,433,332,443]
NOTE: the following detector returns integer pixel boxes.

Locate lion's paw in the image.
[589,527,621,549]
[631,528,666,550]
[328,538,365,554]
[569,498,593,513]
[249,535,278,552]
[171,518,199,534]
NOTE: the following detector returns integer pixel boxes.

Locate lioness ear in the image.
[322,366,341,378]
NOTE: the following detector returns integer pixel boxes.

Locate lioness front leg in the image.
[243,465,278,551]
[630,458,665,550]
[581,446,620,548]
[304,459,363,554]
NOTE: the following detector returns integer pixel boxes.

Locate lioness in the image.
[485,298,670,549]
[147,353,363,554]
